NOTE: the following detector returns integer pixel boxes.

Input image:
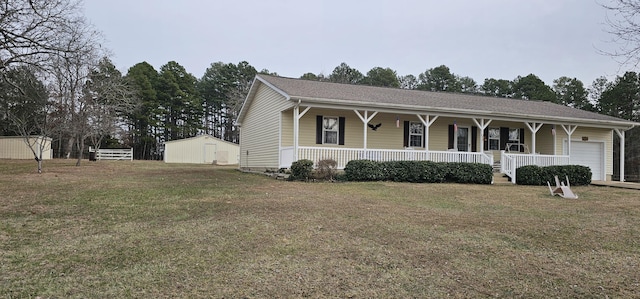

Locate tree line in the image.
[0,0,638,177]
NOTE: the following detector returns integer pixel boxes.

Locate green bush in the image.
[514,165,545,185]
[516,165,591,186]
[344,160,491,184]
[344,160,385,181]
[443,162,493,184]
[334,171,349,182]
[290,159,314,181]
[381,161,420,182]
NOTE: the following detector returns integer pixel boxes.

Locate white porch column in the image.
[524,122,543,154]
[561,125,578,163]
[615,128,626,182]
[293,105,311,161]
[417,114,439,151]
[472,118,493,153]
[354,110,378,150]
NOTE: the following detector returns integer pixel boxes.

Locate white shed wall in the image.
[0,136,52,160]
[164,135,239,165]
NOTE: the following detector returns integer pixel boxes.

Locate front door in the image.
[457,127,470,152]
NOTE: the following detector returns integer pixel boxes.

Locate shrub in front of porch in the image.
[290,159,314,181]
[381,161,445,183]
[444,163,493,184]
[515,165,592,186]
[344,160,386,181]
[344,160,492,184]
[315,158,338,181]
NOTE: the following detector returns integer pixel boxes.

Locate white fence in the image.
[281,146,493,169]
[501,152,569,184]
[89,147,133,161]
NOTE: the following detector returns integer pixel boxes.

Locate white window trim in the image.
[455,126,472,152]
[488,127,500,151]
[508,128,521,143]
[507,128,523,152]
[322,116,339,145]
[409,121,424,148]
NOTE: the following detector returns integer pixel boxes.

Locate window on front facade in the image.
[409,122,423,147]
[507,128,522,152]
[323,116,339,144]
[488,128,500,150]
[508,128,520,143]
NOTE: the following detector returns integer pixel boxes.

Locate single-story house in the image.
[236,75,639,182]
[163,135,239,165]
[0,136,52,160]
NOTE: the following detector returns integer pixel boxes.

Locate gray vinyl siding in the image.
[239,83,293,170]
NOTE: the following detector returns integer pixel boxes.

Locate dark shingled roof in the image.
[257,75,636,127]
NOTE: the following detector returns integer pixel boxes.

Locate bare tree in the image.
[47,22,108,166]
[1,0,111,171]
[1,66,58,173]
[601,0,640,67]
[0,0,85,74]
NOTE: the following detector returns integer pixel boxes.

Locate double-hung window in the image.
[508,128,520,144]
[488,128,500,150]
[507,128,522,152]
[323,116,339,144]
[409,121,423,147]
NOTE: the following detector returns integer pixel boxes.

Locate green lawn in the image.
[1,160,639,298]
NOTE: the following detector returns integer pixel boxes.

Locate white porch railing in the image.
[501,151,570,184]
[280,146,493,169]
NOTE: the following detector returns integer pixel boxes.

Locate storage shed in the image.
[163,135,239,165]
[0,136,53,160]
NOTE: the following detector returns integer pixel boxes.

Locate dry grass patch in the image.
[1,159,639,298]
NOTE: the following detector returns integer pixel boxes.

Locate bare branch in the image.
[599,0,640,67]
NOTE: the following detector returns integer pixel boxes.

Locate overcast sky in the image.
[83,0,626,86]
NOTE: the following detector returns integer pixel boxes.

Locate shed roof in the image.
[163,134,238,146]
[241,75,637,129]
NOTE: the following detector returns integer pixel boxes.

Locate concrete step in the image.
[492,172,512,185]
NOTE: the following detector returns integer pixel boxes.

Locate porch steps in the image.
[492,161,501,173]
[493,172,512,185]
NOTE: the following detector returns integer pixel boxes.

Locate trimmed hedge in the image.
[344,160,492,184]
[344,160,385,181]
[290,159,314,181]
[515,165,592,186]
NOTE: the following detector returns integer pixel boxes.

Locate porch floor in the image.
[590,181,640,190]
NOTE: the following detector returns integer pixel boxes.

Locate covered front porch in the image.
[280,106,627,182]
[280,146,571,184]
[280,146,494,169]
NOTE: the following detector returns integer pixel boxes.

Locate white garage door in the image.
[569,141,604,181]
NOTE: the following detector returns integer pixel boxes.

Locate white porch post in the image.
[524,122,543,155]
[615,128,626,182]
[561,125,578,163]
[354,110,378,150]
[293,105,311,161]
[472,118,493,153]
[417,114,439,151]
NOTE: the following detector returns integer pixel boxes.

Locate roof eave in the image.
[236,75,291,126]
[293,96,639,129]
